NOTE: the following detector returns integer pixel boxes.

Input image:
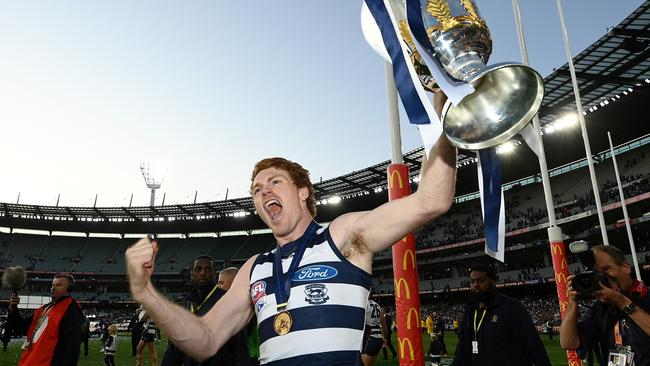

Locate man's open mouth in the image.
[264,199,283,221]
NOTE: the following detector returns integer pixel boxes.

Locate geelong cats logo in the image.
[304,284,329,305]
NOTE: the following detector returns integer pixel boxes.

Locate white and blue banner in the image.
[362,0,442,154]
[477,148,505,262]
[519,122,544,159]
[363,0,505,262]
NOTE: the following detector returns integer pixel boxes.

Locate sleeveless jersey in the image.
[249,223,372,365]
[365,300,383,339]
[141,319,157,343]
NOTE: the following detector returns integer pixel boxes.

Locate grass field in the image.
[0,332,571,365]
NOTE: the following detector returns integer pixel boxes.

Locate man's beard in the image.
[470,289,495,304]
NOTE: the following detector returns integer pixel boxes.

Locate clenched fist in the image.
[125,237,158,302]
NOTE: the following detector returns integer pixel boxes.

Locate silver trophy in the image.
[419,0,544,150]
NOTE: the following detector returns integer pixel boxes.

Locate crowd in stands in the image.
[416,154,650,250]
[407,294,560,332]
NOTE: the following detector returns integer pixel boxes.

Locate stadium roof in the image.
[0,1,648,232]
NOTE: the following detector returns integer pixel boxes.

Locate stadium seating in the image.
[1,138,649,307]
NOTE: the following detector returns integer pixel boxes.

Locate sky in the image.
[0,0,644,207]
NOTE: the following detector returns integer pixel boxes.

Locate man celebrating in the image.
[8,274,84,366]
[162,258,249,366]
[126,102,456,364]
[451,265,550,366]
[560,245,650,365]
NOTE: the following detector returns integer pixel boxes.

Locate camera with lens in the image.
[571,271,610,298]
[568,240,611,299]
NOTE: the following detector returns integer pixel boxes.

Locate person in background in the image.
[1,315,10,352]
[434,312,447,356]
[560,245,650,366]
[544,320,553,341]
[128,307,144,356]
[103,324,117,366]
[451,265,551,366]
[137,311,158,366]
[7,274,84,366]
[382,309,397,360]
[362,299,386,366]
[80,310,90,357]
[426,312,434,338]
[428,331,443,366]
[161,258,249,366]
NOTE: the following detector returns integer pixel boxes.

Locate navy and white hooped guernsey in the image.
[249,222,372,365]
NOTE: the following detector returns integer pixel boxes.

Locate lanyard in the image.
[614,320,623,347]
[273,221,319,312]
[473,308,487,340]
[29,303,54,342]
[190,283,220,314]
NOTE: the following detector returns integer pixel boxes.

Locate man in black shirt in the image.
[451,265,551,366]
[128,308,144,356]
[80,310,90,357]
[381,310,396,360]
[560,245,650,366]
[8,273,84,366]
[433,312,447,356]
[161,257,250,366]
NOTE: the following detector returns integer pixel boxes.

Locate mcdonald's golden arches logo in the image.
[560,300,568,314]
[555,272,567,285]
[551,243,563,256]
[406,307,419,330]
[388,170,404,189]
[403,249,416,270]
[398,337,415,360]
[394,278,411,299]
[561,258,568,269]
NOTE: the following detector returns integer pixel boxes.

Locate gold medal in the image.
[273,311,292,335]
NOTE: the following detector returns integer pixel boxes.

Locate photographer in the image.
[560,245,650,366]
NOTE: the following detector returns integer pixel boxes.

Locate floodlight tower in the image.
[140,162,168,207]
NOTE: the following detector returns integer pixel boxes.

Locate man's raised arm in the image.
[126,238,254,361]
[330,92,457,258]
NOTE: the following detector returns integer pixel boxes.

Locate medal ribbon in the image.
[273,221,320,312]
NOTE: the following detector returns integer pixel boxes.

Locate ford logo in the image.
[292,265,338,281]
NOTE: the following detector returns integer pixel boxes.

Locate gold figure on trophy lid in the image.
[427,0,486,32]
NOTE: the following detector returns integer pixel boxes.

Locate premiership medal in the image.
[273,310,292,335]
[272,221,320,336]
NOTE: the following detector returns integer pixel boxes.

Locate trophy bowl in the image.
[422,0,545,150]
[442,62,544,150]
